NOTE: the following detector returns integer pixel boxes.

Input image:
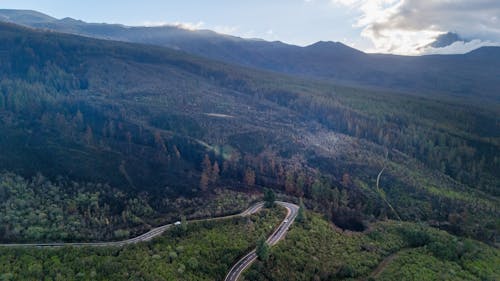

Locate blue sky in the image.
[0,0,367,47]
[1,0,499,55]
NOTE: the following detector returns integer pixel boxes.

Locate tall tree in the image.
[264,188,276,208]
[244,168,256,187]
[154,131,168,153]
[211,161,220,185]
[202,154,212,172]
[256,235,269,261]
[199,173,209,192]
[180,215,188,233]
[285,171,295,194]
[200,154,212,191]
[84,125,94,146]
[73,109,84,130]
[296,198,307,223]
[173,145,181,159]
[340,189,349,208]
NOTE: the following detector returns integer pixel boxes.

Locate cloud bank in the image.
[333,0,500,54]
[142,21,205,30]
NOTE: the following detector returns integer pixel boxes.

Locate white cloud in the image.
[142,21,205,30]
[140,21,241,37]
[333,0,500,55]
[141,21,169,27]
[213,25,239,35]
[332,0,362,6]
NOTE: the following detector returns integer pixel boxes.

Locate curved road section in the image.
[224,201,299,281]
[0,202,265,248]
[0,200,298,281]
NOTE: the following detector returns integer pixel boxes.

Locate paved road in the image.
[0,202,265,248]
[224,201,299,281]
[0,200,298,281]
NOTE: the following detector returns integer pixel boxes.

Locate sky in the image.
[1,0,499,55]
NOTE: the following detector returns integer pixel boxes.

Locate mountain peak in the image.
[466,45,500,57]
[307,41,345,48]
[0,9,56,24]
[59,17,85,24]
[306,41,365,55]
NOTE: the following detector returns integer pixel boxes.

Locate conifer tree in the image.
[256,235,269,261]
[297,198,307,223]
[264,188,276,208]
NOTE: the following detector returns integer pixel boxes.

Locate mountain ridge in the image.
[0,14,498,249]
[2,9,497,55]
[1,9,498,102]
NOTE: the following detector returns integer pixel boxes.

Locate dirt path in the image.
[366,252,399,280]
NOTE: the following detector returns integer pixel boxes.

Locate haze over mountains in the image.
[1,9,499,102]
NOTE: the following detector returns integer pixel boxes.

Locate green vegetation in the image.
[0,171,257,242]
[296,198,307,224]
[0,22,498,249]
[264,188,276,208]
[256,235,270,262]
[375,247,497,281]
[0,207,285,281]
[0,171,144,242]
[244,212,500,281]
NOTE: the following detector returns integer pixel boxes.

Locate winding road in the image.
[0,200,298,281]
[224,201,299,281]
[0,202,265,248]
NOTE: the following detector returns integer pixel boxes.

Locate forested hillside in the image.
[0,206,285,280]
[2,9,500,102]
[245,211,500,281]
[0,21,498,247]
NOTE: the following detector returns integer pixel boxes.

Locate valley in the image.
[0,7,498,281]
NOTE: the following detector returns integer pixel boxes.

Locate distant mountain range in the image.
[1,9,499,101]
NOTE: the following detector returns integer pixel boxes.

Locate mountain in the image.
[0,9,55,24]
[0,21,498,247]
[1,9,499,102]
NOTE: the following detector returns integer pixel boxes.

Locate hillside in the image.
[1,9,499,102]
[0,20,498,250]
[0,207,285,281]
[245,211,500,281]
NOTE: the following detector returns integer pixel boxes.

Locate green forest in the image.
[0,172,257,242]
[2,207,497,281]
[244,211,500,281]
[0,21,498,280]
[0,207,284,281]
[0,22,496,242]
